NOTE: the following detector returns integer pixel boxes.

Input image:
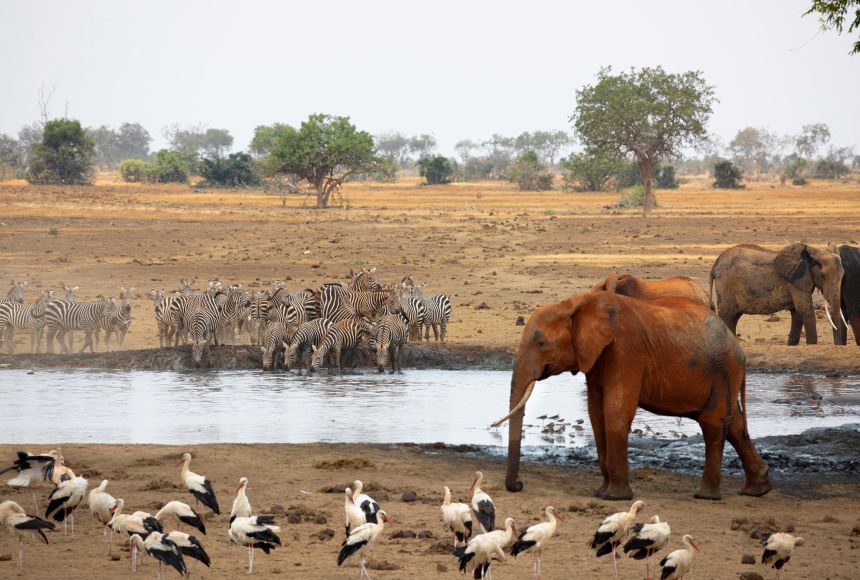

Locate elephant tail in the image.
[708,266,717,312]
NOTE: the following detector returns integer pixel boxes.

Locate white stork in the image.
[165,530,211,568]
[155,500,206,534]
[88,479,117,555]
[455,517,517,580]
[337,509,390,579]
[511,506,564,579]
[45,475,88,537]
[130,532,187,579]
[470,471,496,534]
[762,532,804,579]
[177,452,220,514]
[0,449,58,511]
[589,500,645,576]
[0,500,55,569]
[659,534,701,580]
[108,499,164,572]
[623,515,671,580]
[352,480,382,524]
[229,515,282,574]
[441,486,473,547]
[344,486,366,536]
[230,477,252,525]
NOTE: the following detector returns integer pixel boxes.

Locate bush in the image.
[198,152,261,187]
[792,177,807,186]
[655,165,679,189]
[614,160,643,189]
[713,160,744,189]
[813,157,850,179]
[782,155,808,180]
[507,150,554,191]
[27,118,95,185]
[417,155,454,185]
[561,149,625,192]
[119,159,148,183]
[612,185,650,208]
[149,149,190,183]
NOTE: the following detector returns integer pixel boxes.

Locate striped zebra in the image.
[162,278,198,346]
[412,284,452,342]
[347,267,382,291]
[269,286,318,321]
[309,318,372,372]
[2,280,26,305]
[45,297,110,353]
[215,284,248,344]
[261,321,290,371]
[0,290,53,353]
[374,313,409,373]
[95,287,134,350]
[320,284,391,322]
[386,287,426,342]
[285,318,333,373]
[267,300,304,337]
[183,290,223,367]
[248,291,269,346]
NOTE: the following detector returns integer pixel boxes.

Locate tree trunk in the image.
[639,159,656,215]
[315,182,327,209]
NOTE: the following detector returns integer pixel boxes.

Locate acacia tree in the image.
[570,66,715,213]
[806,0,860,54]
[262,114,381,208]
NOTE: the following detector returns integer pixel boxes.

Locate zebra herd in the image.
[150,268,452,370]
[0,280,134,354]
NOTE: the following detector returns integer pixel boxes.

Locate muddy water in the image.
[1,370,857,445]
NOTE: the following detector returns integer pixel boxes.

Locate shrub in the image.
[792,177,807,186]
[417,155,454,185]
[119,159,149,183]
[655,165,679,189]
[782,155,808,180]
[615,160,643,189]
[198,152,261,187]
[813,157,850,179]
[27,118,95,184]
[612,185,652,208]
[561,149,625,192]
[713,160,744,189]
[149,149,190,183]
[507,150,554,191]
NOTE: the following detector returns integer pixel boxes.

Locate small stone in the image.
[749,527,768,540]
[314,514,327,524]
[269,504,286,515]
[391,530,417,539]
[851,523,860,536]
[401,490,418,502]
[823,514,839,523]
[731,517,750,531]
[111,554,121,561]
[418,530,434,539]
[515,316,525,326]
[475,302,490,310]
[741,554,756,564]
[286,510,302,524]
[436,563,448,573]
[765,315,780,322]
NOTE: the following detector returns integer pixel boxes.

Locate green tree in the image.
[806,0,860,54]
[713,160,744,189]
[655,165,679,189]
[198,152,261,187]
[570,66,716,213]
[508,150,554,191]
[27,118,96,184]
[149,149,190,183]
[417,155,454,185]
[261,114,381,208]
[561,148,625,192]
[250,123,292,159]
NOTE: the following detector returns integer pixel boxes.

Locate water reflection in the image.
[0,369,856,445]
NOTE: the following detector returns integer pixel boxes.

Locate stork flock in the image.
[1,453,805,579]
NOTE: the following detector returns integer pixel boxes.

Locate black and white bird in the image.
[455,517,517,580]
[344,486,367,536]
[469,471,495,534]
[761,532,804,579]
[88,479,117,555]
[109,499,164,572]
[441,486,473,547]
[229,515,282,574]
[155,500,206,534]
[130,532,187,578]
[659,534,701,580]
[45,475,88,537]
[0,449,58,511]
[177,452,220,514]
[623,515,671,580]
[230,477,252,525]
[511,506,564,579]
[337,509,390,579]
[165,530,211,568]
[0,500,55,569]
[352,480,382,524]
[589,500,645,576]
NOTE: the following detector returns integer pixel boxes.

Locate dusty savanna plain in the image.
[0,177,859,578]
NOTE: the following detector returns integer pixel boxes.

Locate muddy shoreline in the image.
[2,342,859,372]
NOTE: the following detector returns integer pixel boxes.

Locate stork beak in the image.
[554,511,565,522]
[469,479,477,491]
[692,541,702,554]
[175,458,185,467]
[235,484,243,495]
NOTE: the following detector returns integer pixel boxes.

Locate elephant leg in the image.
[694,414,727,500]
[586,380,609,495]
[787,309,803,346]
[599,385,637,500]
[727,409,772,497]
[849,316,860,346]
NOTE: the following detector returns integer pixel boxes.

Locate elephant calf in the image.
[592,271,711,308]
[494,290,772,500]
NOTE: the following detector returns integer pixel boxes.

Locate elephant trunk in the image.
[501,358,538,492]
[824,288,847,345]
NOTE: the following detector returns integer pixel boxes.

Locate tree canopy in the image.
[806,0,860,54]
[27,118,96,185]
[570,66,715,213]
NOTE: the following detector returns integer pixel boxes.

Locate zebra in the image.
[247,291,269,346]
[309,318,372,372]
[45,297,110,353]
[162,278,198,346]
[320,284,391,322]
[347,267,382,291]
[412,284,452,342]
[2,280,26,305]
[386,287,426,342]
[95,287,134,350]
[261,321,290,371]
[267,301,304,341]
[215,284,248,344]
[0,289,53,353]
[269,285,318,321]
[285,318,333,373]
[374,313,409,373]
[183,290,223,367]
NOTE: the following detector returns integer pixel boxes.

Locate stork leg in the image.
[17,538,23,568]
[132,544,137,573]
[30,489,39,513]
[611,544,618,576]
[537,550,542,579]
[71,511,76,538]
[248,545,254,574]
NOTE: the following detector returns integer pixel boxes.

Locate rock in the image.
[475,302,490,310]
[269,504,286,515]
[515,316,525,326]
[741,554,756,564]
[111,554,121,561]
[749,527,769,540]
[765,315,781,322]
[391,530,417,539]
[314,514,327,524]
[418,530,434,539]
[401,490,418,502]
[851,523,860,536]
[739,573,764,580]
[731,517,751,531]
[310,528,335,541]
[823,514,839,523]
[286,510,302,524]
[436,563,448,573]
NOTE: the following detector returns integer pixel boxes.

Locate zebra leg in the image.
[5,323,13,354]
[440,319,447,342]
[432,322,439,341]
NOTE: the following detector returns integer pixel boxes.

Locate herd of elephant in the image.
[494,242,860,502]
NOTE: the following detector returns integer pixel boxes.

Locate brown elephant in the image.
[492,290,772,501]
[592,272,711,308]
[709,243,845,345]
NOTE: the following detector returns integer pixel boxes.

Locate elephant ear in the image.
[571,294,616,374]
[774,243,814,293]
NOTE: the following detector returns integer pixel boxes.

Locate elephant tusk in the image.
[841,308,849,330]
[490,380,536,427]
[824,300,837,331]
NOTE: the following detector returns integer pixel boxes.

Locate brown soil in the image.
[0,443,857,579]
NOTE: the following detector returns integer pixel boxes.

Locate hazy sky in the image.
[2,0,858,155]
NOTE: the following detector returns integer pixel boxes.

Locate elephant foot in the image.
[693,486,722,501]
[595,484,633,501]
[739,479,773,497]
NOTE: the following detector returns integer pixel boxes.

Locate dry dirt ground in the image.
[0,176,859,369]
[0,443,857,579]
